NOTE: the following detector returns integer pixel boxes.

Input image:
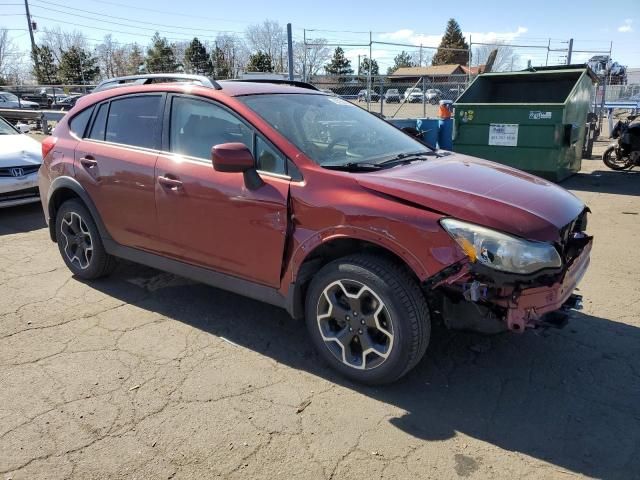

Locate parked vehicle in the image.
[602,115,640,170]
[55,94,83,111]
[39,76,593,384]
[384,89,401,103]
[404,88,424,103]
[357,89,380,102]
[0,92,39,109]
[0,116,42,208]
[425,89,443,104]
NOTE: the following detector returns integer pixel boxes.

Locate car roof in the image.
[72,80,324,110]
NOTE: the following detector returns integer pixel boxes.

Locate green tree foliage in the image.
[246,50,273,72]
[58,46,99,84]
[432,18,469,66]
[324,47,353,76]
[32,45,59,84]
[359,57,379,76]
[146,33,179,73]
[387,51,415,74]
[127,44,145,74]
[184,37,212,75]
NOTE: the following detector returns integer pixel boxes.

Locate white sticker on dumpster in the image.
[488,124,519,146]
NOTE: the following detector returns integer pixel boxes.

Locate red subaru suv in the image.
[39,75,592,384]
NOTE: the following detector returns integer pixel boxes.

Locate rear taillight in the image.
[41,136,57,159]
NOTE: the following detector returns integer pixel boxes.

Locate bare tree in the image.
[294,38,331,78]
[41,26,89,63]
[216,34,250,77]
[0,29,30,84]
[472,42,518,72]
[0,29,17,81]
[245,20,286,71]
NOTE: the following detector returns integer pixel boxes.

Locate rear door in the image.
[154,94,290,287]
[74,93,164,252]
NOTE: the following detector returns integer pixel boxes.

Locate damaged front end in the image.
[426,210,592,334]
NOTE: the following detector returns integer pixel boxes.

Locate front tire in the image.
[603,146,633,170]
[305,254,430,385]
[55,199,116,279]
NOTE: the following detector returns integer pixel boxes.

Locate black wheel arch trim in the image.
[47,176,112,243]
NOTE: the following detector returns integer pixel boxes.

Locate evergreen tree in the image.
[184,37,212,75]
[58,46,99,84]
[432,19,469,66]
[324,47,353,77]
[127,44,145,74]
[359,57,379,76]
[146,33,179,73]
[211,46,230,78]
[32,45,59,84]
[246,51,273,72]
[387,51,415,74]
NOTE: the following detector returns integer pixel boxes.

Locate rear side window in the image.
[105,95,162,149]
[88,103,108,140]
[69,107,94,138]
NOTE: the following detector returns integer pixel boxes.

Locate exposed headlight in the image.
[440,218,562,275]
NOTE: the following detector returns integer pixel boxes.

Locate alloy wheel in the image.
[316,279,394,370]
[60,211,93,270]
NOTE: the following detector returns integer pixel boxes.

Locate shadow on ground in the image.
[562,165,640,197]
[0,203,46,235]
[86,261,640,480]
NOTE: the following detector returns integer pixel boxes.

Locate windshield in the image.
[239,94,430,167]
[0,117,19,135]
[1,93,19,102]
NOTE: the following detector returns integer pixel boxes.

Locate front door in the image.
[74,94,164,251]
[154,95,290,288]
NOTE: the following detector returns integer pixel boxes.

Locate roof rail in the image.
[94,74,222,92]
[231,79,319,91]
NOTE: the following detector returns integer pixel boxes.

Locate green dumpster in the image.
[453,67,596,181]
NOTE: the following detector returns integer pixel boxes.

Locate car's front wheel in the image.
[55,199,116,279]
[305,254,430,384]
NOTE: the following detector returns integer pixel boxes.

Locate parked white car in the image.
[0,116,42,208]
[403,88,424,103]
[0,92,39,109]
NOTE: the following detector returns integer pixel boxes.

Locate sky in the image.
[2,0,639,72]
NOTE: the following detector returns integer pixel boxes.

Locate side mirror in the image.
[211,142,264,190]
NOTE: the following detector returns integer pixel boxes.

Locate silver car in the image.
[0,117,42,208]
[0,92,39,109]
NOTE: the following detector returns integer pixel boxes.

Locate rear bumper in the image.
[497,238,592,331]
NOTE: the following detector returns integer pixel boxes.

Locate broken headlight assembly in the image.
[440,218,562,275]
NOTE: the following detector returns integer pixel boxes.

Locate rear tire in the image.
[55,199,116,280]
[305,254,430,385]
[603,146,633,170]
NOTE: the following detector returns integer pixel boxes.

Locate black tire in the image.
[305,254,430,385]
[603,146,633,170]
[55,199,116,279]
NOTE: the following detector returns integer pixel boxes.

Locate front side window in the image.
[256,136,286,175]
[169,96,252,160]
[239,94,430,167]
[105,95,162,149]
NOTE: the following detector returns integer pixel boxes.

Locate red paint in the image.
[40,81,590,328]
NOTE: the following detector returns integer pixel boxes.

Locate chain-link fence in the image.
[1,84,95,109]
[310,74,468,118]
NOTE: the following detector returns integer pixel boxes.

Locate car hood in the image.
[355,153,585,242]
[0,134,42,167]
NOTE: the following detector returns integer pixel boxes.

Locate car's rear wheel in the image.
[305,254,430,384]
[55,199,116,279]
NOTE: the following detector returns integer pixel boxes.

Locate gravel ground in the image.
[1,141,639,480]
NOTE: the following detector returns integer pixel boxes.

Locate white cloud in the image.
[618,18,633,33]
[377,26,528,48]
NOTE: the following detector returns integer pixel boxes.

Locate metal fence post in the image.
[379,76,384,116]
[422,76,426,118]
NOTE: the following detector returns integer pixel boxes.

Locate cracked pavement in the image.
[1,158,639,479]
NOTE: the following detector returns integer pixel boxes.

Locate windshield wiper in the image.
[322,161,382,172]
[373,151,436,167]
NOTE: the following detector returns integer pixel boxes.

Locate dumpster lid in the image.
[455,67,594,105]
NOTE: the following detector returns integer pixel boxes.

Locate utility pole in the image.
[567,38,574,65]
[286,23,294,81]
[24,0,38,69]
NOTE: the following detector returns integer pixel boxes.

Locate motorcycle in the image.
[602,115,640,170]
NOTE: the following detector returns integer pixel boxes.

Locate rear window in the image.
[105,95,162,149]
[69,107,94,138]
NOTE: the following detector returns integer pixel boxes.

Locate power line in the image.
[30,0,246,35]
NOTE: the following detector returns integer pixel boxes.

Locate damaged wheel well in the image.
[287,238,422,320]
